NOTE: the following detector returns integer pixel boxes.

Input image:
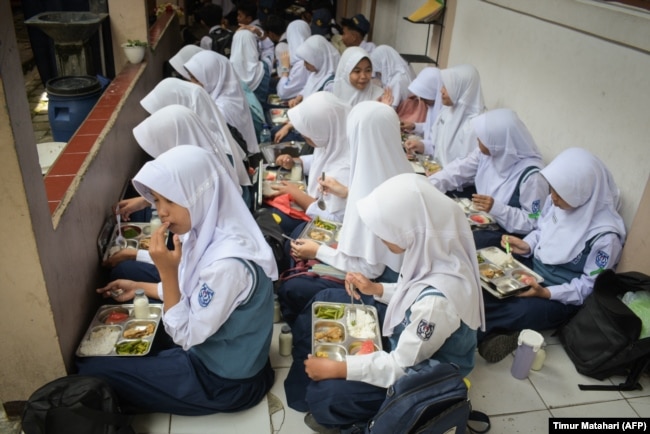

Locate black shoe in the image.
[478,331,519,363]
[304,413,340,434]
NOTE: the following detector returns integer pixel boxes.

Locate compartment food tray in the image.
[260,141,305,164]
[267,94,288,107]
[312,302,383,360]
[299,216,342,246]
[476,246,545,298]
[453,198,497,228]
[102,222,167,262]
[76,304,162,357]
[269,108,289,125]
[260,163,305,197]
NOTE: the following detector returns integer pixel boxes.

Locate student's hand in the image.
[472,194,494,213]
[102,248,137,268]
[379,86,394,106]
[275,154,295,169]
[149,223,182,273]
[304,354,346,381]
[404,138,424,155]
[288,95,303,108]
[346,272,384,298]
[516,279,551,299]
[270,180,303,198]
[290,239,319,260]
[319,177,348,199]
[97,279,137,302]
[116,197,149,221]
[238,24,264,39]
[400,121,415,132]
[501,235,530,255]
[274,124,292,143]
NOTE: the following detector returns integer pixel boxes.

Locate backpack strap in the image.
[467,409,491,433]
[317,74,335,92]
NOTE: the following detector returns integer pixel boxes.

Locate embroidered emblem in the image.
[416,319,434,341]
[198,283,214,307]
[595,250,609,268]
[532,200,540,214]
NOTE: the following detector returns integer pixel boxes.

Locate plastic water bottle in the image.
[133,289,150,319]
[260,124,272,145]
[511,329,544,379]
[149,209,162,233]
[279,325,292,357]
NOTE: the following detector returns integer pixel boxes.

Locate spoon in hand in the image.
[114,205,126,247]
[317,172,327,210]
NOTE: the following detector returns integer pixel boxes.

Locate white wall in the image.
[444,0,650,227]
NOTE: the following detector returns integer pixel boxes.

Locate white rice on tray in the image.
[346,309,376,339]
[79,327,120,356]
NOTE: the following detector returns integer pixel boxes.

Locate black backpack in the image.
[209,27,234,58]
[254,208,290,274]
[365,361,490,434]
[22,375,135,434]
[558,269,650,391]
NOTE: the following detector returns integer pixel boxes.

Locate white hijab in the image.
[230,30,265,91]
[408,67,443,141]
[287,92,350,214]
[285,19,311,64]
[168,45,204,80]
[333,47,383,106]
[132,105,241,193]
[296,35,340,97]
[535,147,626,264]
[358,173,485,336]
[431,64,486,166]
[139,78,250,187]
[337,101,414,272]
[184,50,259,154]
[370,45,415,107]
[132,147,278,299]
[473,109,544,204]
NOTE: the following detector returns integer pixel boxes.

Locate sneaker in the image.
[478,331,519,363]
[304,413,340,434]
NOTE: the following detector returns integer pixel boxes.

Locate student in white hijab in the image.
[229,29,271,104]
[268,92,351,225]
[369,45,416,109]
[274,20,311,101]
[407,64,486,167]
[78,146,276,415]
[184,50,260,155]
[288,35,340,108]
[401,67,444,150]
[478,147,626,363]
[168,45,204,80]
[139,77,251,190]
[332,47,387,107]
[429,109,548,247]
[285,174,485,428]
[279,102,414,326]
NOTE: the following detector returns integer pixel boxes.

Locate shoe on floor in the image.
[304,413,340,434]
[478,331,520,363]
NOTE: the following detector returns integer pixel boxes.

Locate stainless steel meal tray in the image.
[477,246,545,298]
[311,302,382,360]
[102,222,167,262]
[268,108,289,125]
[76,304,162,357]
[267,94,288,107]
[299,217,342,246]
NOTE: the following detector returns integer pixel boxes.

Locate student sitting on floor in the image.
[284,173,485,432]
[428,108,549,249]
[478,147,626,363]
[78,146,277,415]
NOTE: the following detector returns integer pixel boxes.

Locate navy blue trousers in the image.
[77,347,274,416]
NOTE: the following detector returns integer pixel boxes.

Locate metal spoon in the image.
[349,282,357,326]
[317,172,326,210]
[114,205,126,247]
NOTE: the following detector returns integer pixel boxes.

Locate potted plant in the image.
[121,39,148,64]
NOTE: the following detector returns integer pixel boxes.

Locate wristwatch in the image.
[278,66,290,74]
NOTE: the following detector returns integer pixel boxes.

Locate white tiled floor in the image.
[4,326,649,434]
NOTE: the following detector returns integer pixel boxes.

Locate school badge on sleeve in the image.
[416,319,434,341]
[198,283,215,307]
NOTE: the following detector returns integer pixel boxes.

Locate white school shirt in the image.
[429,148,548,234]
[276,60,309,100]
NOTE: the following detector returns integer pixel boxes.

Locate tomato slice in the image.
[105,311,129,324]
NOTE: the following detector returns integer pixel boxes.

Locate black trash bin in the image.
[46,75,103,142]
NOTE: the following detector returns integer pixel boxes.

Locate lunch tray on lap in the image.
[312,302,383,360]
[476,246,544,298]
[299,216,342,246]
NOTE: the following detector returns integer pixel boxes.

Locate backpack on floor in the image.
[365,360,490,434]
[22,375,135,434]
[558,269,650,391]
[209,27,234,58]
